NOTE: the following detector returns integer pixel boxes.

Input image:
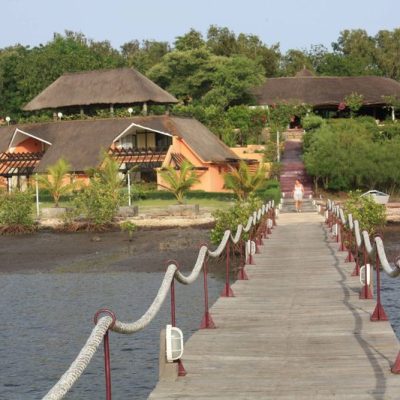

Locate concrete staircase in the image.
[279,198,316,213]
[280,140,313,198]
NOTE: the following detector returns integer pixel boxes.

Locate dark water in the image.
[3,226,400,400]
[0,273,223,400]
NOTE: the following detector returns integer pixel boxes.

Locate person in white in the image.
[293,179,304,212]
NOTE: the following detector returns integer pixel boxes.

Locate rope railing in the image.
[325,199,400,373]
[42,200,276,400]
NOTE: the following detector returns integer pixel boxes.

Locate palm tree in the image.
[36,158,75,207]
[224,161,267,201]
[159,160,200,204]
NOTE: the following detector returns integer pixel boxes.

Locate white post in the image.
[392,106,395,121]
[127,171,131,207]
[35,174,40,217]
[276,131,280,162]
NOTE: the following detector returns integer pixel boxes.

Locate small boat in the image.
[361,190,390,205]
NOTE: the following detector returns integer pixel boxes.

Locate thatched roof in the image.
[295,68,314,77]
[0,116,239,172]
[253,74,400,107]
[23,68,178,111]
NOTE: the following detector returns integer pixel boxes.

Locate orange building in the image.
[0,116,246,192]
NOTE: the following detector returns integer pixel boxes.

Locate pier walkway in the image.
[149,212,400,399]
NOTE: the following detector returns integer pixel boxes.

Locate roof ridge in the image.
[61,67,133,77]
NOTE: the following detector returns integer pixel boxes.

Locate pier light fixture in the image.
[165,324,184,362]
[57,112,63,120]
[360,264,371,286]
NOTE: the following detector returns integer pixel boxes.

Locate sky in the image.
[1,0,400,52]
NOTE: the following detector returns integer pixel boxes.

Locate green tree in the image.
[36,158,75,207]
[174,29,205,51]
[121,39,170,73]
[344,92,364,117]
[207,25,238,56]
[159,160,200,204]
[280,49,313,76]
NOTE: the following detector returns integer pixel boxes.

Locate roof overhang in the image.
[113,122,173,143]
[8,128,52,151]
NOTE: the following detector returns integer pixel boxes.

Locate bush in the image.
[379,123,400,140]
[0,190,36,234]
[74,183,121,227]
[256,187,281,204]
[302,114,325,132]
[74,155,123,227]
[344,190,386,234]
[210,194,262,244]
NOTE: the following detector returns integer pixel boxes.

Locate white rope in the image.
[374,237,400,277]
[362,230,373,254]
[113,266,177,333]
[42,201,274,400]
[328,199,400,281]
[43,316,112,400]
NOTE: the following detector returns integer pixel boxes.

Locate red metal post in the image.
[370,247,388,321]
[221,240,234,297]
[255,226,260,254]
[339,223,346,251]
[262,217,268,239]
[170,279,176,327]
[104,332,112,400]
[336,220,340,243]
[200,254,216,329]
[345,230,354,263]
[359,244,373,300]
[93,309,116,400]
[391,352,400,374]
[167,261,187,376]
[237,239,249,280]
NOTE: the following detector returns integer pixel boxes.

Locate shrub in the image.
[74,155,123,227]
[120,220,137,241]
[344,190,386,234]
[256,186,281,204]
[0,190,36,234]
[379,123,400,140]
[302,114,325,132]
[74,183,121,227]
[210,194,262,244]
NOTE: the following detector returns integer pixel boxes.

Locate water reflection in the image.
[0,272,223,400]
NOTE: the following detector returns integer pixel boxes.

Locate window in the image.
[120,134,137,149]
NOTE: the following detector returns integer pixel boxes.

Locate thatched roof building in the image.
[253,68,400,109]
[23,68,178,111]
[0,116,239,173]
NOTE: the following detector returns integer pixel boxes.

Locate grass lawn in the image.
[136,198,233,211]
[35,198,234,215]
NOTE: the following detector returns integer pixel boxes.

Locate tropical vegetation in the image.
[159,160,200,204]
[303,118,400,193]
[36,158,75,207]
